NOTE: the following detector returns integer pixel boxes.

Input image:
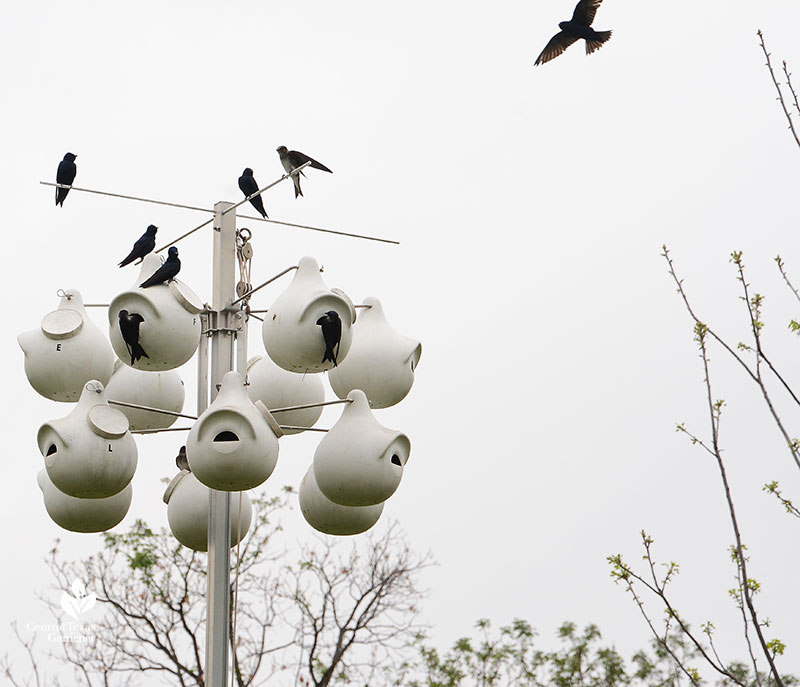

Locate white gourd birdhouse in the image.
[187,371,282,491]
[18,289,115,402]
[246,355,325,434]
[37,469,131,533]
[38,381,138,499]
[327,297,422,408]
[105,360,186,431]
[164,469,252,551]
[299,466,384,536]
[261,256,355,372]
[313,389,410,507]
[108,254,203,371]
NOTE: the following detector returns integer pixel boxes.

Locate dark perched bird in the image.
[534,0,612,66]
[140,246,180,288]
[118,225,158,267]
[276,146,333,198]
[316,310,342,366]
[238,168,268,218]
[55,152,78,206]
[118,310,148,366]
[175,446,190,471]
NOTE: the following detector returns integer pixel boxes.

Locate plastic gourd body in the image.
[108,254,203,371]
[104,360,186,430]
[261,256,355,372]
[37,469,131,533]
[164,470,252,551]
[246,355,324,434]
[299,466,384,536]
[187,371,281,491]
[38,381,138,498]
[328,297,422,408]
[18,289,115,402]
[313,390,410,507]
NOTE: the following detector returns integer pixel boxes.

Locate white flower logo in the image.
[60,579,96,620]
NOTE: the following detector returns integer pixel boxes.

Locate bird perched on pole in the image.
[140,246,181,288]
[118,225,158,267]
[316,310,342,367]
[238,168,268,218]
[118,310,148,366]
[534,0,612,66]
[55,152,77,207]
[276,146,333,198]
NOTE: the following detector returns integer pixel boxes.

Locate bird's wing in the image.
[56,161,76,185]
[289,150,333,174]
[571,0,603,25]
[534,32,579,65]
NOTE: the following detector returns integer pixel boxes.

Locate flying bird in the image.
[175,446,189,471]
[55,152,78,207]
[118,225,158,267]
[534,0,612,66]
[238,168,268,218]
[140,246,181,288]
[276,146,333,198]
[316,310,342,367]
[118,310,148,366]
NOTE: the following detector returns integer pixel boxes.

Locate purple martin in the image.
[238,168,268,218]
[276,146,333,198]
[140,246,180,288]
[118,225,158,267]
[55,152,77,207]
[534,0,612,66]
[175,445,189,471]
[316,310,342,367]
[118,310,148,366]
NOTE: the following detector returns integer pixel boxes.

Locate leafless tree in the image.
[608,34,800,687]
[2,488,430,687]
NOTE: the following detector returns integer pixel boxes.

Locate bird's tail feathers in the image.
[131,343,149,365]
[321,345,337,367]
[586,30,612,55]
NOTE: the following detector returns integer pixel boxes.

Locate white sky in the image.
[2,0,799,679]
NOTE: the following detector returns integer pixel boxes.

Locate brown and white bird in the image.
[276,146,332,198]
[534,0,612,66]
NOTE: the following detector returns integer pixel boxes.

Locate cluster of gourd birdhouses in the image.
[21,240,421,543]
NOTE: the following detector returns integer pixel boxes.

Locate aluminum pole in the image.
[206,201,236,686]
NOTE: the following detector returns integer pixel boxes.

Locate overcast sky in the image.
[2,0,799,679]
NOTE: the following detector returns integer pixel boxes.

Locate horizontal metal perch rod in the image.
[238,213,400,245]
[41,181,212,213]
[221,161,312,216]
[41,179,396,248]
[269,398,352,413]
[279,426,329,432]
[108,400,199,420]
[156,217,215,253]
[131,426,192,434]
[230,265,298,306]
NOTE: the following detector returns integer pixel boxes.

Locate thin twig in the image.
[758,30,800,150]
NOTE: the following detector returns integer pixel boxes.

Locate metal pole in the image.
[206,201,236,686]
